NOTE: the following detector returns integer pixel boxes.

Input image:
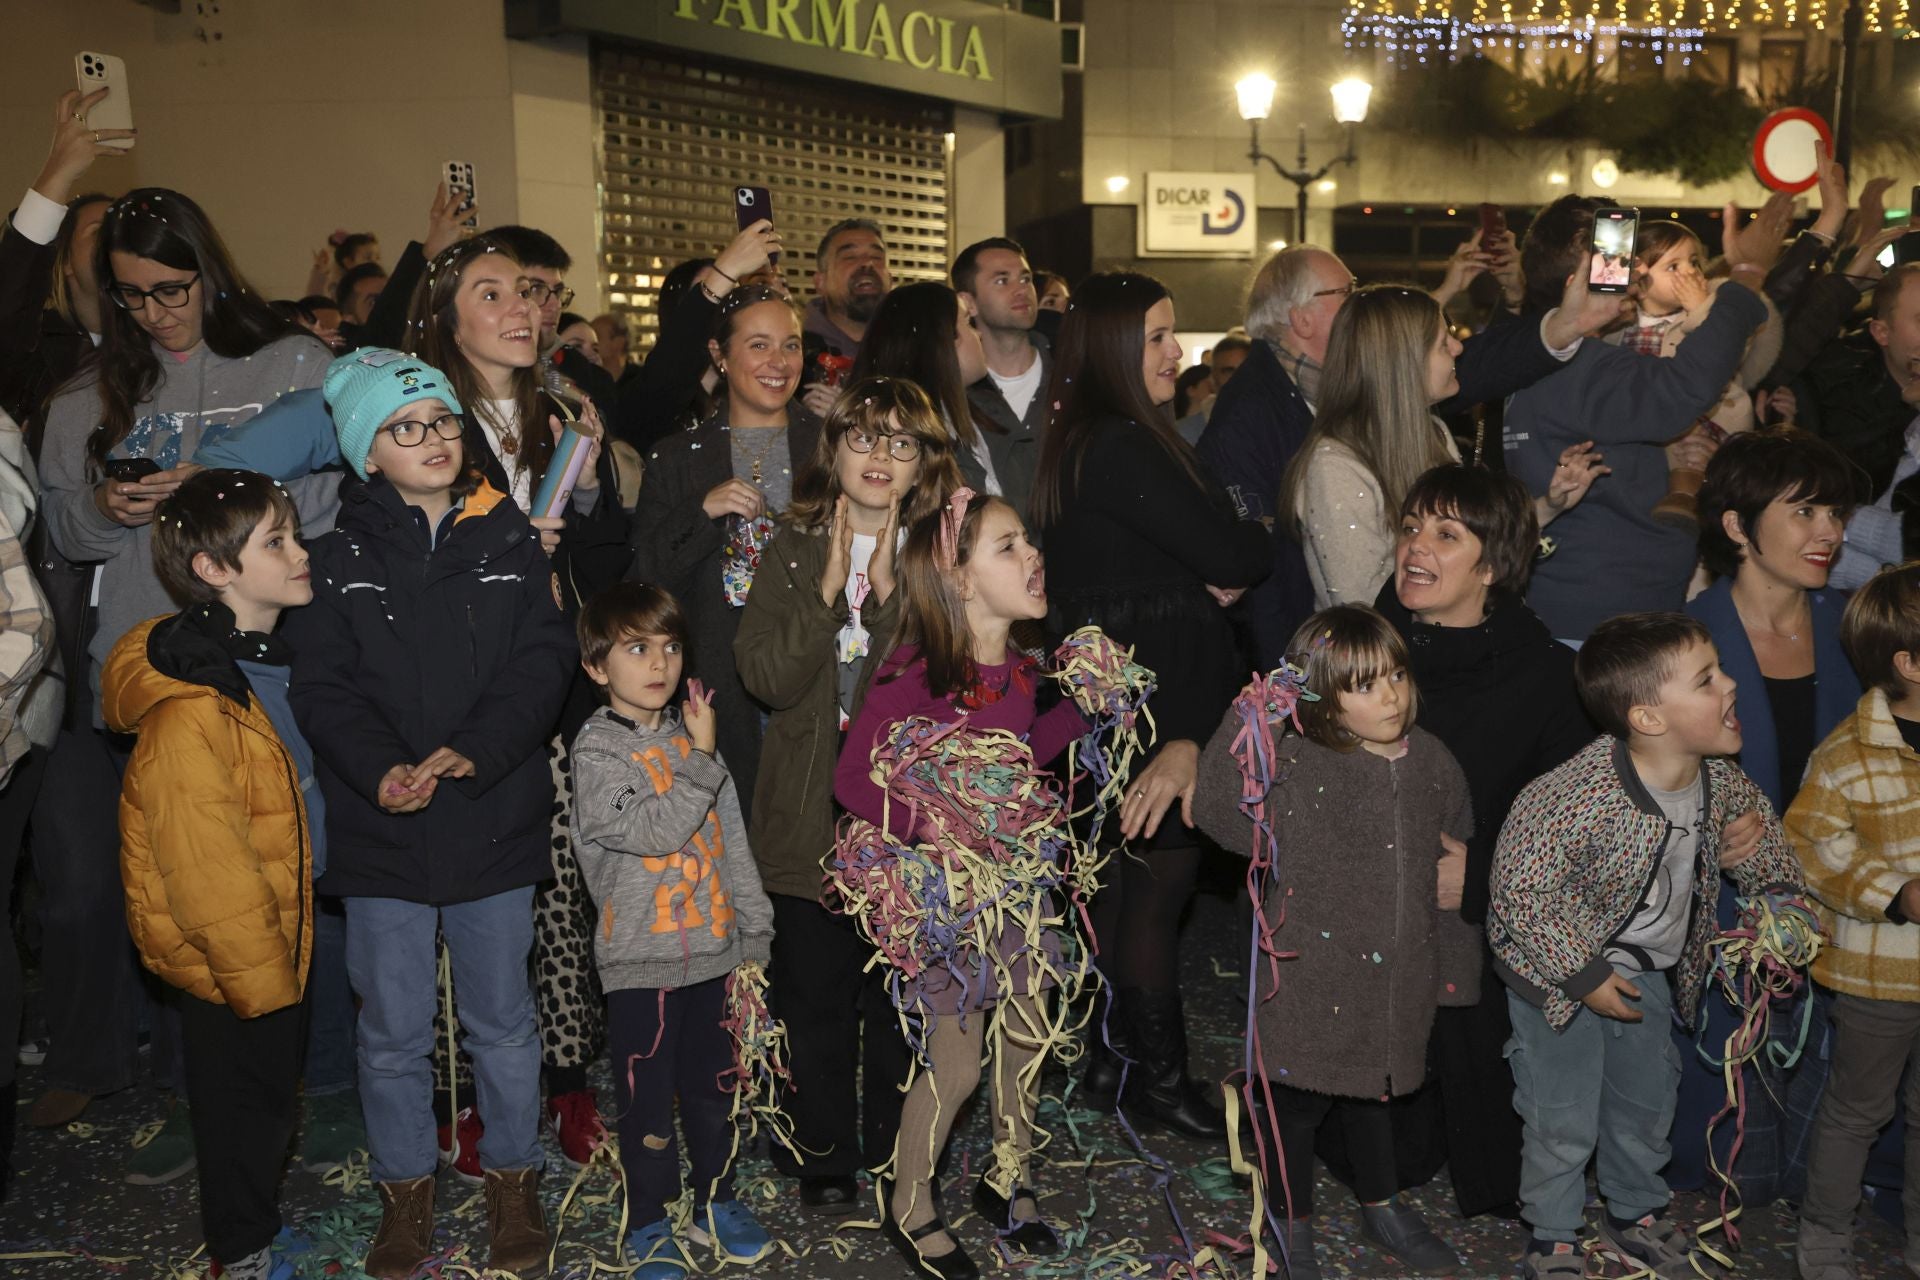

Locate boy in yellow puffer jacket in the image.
[102,468,320,1280]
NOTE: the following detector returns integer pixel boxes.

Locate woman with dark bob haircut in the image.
[1671,427,1863,1206]
[1364,464,1592,1218]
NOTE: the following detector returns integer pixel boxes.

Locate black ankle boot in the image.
[1076,989,1132,1112]
[1123,988,1226,1140]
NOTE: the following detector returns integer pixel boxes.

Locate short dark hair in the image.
[1575,612,1714,740]
[950,236,1028,294]
[557,311,590,334]
[1399,464,1541,597]
[578,582,689,675]
[334,261,387,309]
[1521,194,1603,315]
[1873,262,1920,327]
[1212,333,1254,360]
[297,294,340,315]
[332,232,377,270]
[151,468,301,607]
[815,218,885,268]
[659,258,714,322]
[482,225,572,273]
[1287,604,1417,751]
[1697,428,1860,579]
[1841,563,1920,696]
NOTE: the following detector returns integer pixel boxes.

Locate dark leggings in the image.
[608,978,736,1224]
[1090,842,1201,990]
[1258,1083,1396,1217]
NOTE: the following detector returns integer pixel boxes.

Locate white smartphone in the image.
[74,51,135,150]
[444,160,477,229]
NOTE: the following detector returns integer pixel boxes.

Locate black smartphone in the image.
[1478,202,1506,245]
[104,457,161,482]
[735,185,777,267]
[1588,206,1638,294]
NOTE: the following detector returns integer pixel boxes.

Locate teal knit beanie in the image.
[323,348,465,479]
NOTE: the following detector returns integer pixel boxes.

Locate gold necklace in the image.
[734,424,787,486]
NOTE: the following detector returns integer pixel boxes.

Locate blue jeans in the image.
[303,896,356,1095]
[1506,969,1681,1241]
[345,889,542,1182]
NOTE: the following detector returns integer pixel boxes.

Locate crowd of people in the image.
[2,83,1920,1280]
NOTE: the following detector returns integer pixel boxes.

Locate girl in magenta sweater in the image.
[834,489,1085,1280]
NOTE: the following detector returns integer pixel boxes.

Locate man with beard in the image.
[801,218,891,417]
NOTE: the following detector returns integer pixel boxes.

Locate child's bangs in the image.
[1319,629,1406,694]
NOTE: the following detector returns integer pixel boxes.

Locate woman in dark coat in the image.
[1366,464,1592,1216]
[1031,272,1270,1139]
[628,286,822,816]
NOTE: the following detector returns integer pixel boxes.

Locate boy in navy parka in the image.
[282,350,573,1280]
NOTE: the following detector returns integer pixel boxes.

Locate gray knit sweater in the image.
[569,706,775,991]
[1193,714,1480,1100]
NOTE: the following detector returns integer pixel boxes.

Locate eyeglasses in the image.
[383,413,465,448]
[107,274,201,311]
[844,426,921,461]
[1310,278,1360,300]
[525,282,575,309]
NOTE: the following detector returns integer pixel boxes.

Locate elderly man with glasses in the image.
[1198,243,1612,668]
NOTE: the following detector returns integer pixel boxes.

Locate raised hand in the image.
[39,88,133,203]
[425,181,477,260]
[821,495,854,605]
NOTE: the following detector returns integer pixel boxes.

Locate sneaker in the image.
[1795,1218,1857,1280]
[1598,1211,1711,1280]
[207,1240,297,1280]
[1358,1198,1458,1274]
[1521,1240,1587,1280]
[125,1101,196,1185]
[299,1090,366,1173]
[435,1105,484,1184]
[545,1088,608,1168]
[625,1217,693,1278]
[686,1198,774,1264]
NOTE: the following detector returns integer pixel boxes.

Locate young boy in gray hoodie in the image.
[569,582,776,1276]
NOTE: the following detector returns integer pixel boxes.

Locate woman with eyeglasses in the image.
[35,185,334,1172]
[628,284,821,817]
[731,375,962,1215]
[1031,272,1271,1141]
[1279,285,1605,611]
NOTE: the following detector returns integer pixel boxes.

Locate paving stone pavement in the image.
[3,864,1908,1278]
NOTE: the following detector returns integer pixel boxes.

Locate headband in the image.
[937,487,976,572]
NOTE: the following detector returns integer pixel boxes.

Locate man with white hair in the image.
[1199,244,1607,666]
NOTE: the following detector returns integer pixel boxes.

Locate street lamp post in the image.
[1236,74,1373,246]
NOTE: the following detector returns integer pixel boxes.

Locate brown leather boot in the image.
[485,1166,551,1277]
[363,1174,435,1280]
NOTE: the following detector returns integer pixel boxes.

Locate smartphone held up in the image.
[735,185,777,267]
[1588,206,1639,294]
[74,51,135,149]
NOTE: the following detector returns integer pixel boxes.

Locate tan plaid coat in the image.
[0,504,50,784]
[1787,688,1920,1003]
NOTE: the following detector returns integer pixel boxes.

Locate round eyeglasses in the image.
[845,427,921,461]
[383,413,465,448]
[525,282,575,309]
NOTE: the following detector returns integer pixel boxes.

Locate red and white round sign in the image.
[1751,107,1833,193]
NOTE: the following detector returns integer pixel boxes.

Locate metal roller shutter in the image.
[593,43,954,354]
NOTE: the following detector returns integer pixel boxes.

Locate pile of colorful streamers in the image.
[1220,663,1319,1280]
[1692,891,1826,1265]
[1052,625,1158,848]
[720,961,797,1161]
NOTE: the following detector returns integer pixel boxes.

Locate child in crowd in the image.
[569,582,777,1275]
[1611,221,1784,525]
[1191,604,1479,1280]
[281,349,574,1280]
[104,469,319,1280]
[835,490,1085,1278]
[1490,612,1802,1280]
[1791,565,1920,1280]
[732,376,961,1209]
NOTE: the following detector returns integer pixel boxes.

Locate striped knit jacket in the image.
[1489,736,1802,1032]
[1786,688,1920,1003]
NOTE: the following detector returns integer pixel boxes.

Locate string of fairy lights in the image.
[1342,0,1912,69]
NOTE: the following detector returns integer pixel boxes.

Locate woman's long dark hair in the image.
[83,188,295,471]
[852,281,996,451]
[405,237,554,487]
[1029,271,1203,527]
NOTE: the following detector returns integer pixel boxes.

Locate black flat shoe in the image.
[880,1179,979,1280]
[970,1177,1061,1256]
[798,1174,859,1214]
